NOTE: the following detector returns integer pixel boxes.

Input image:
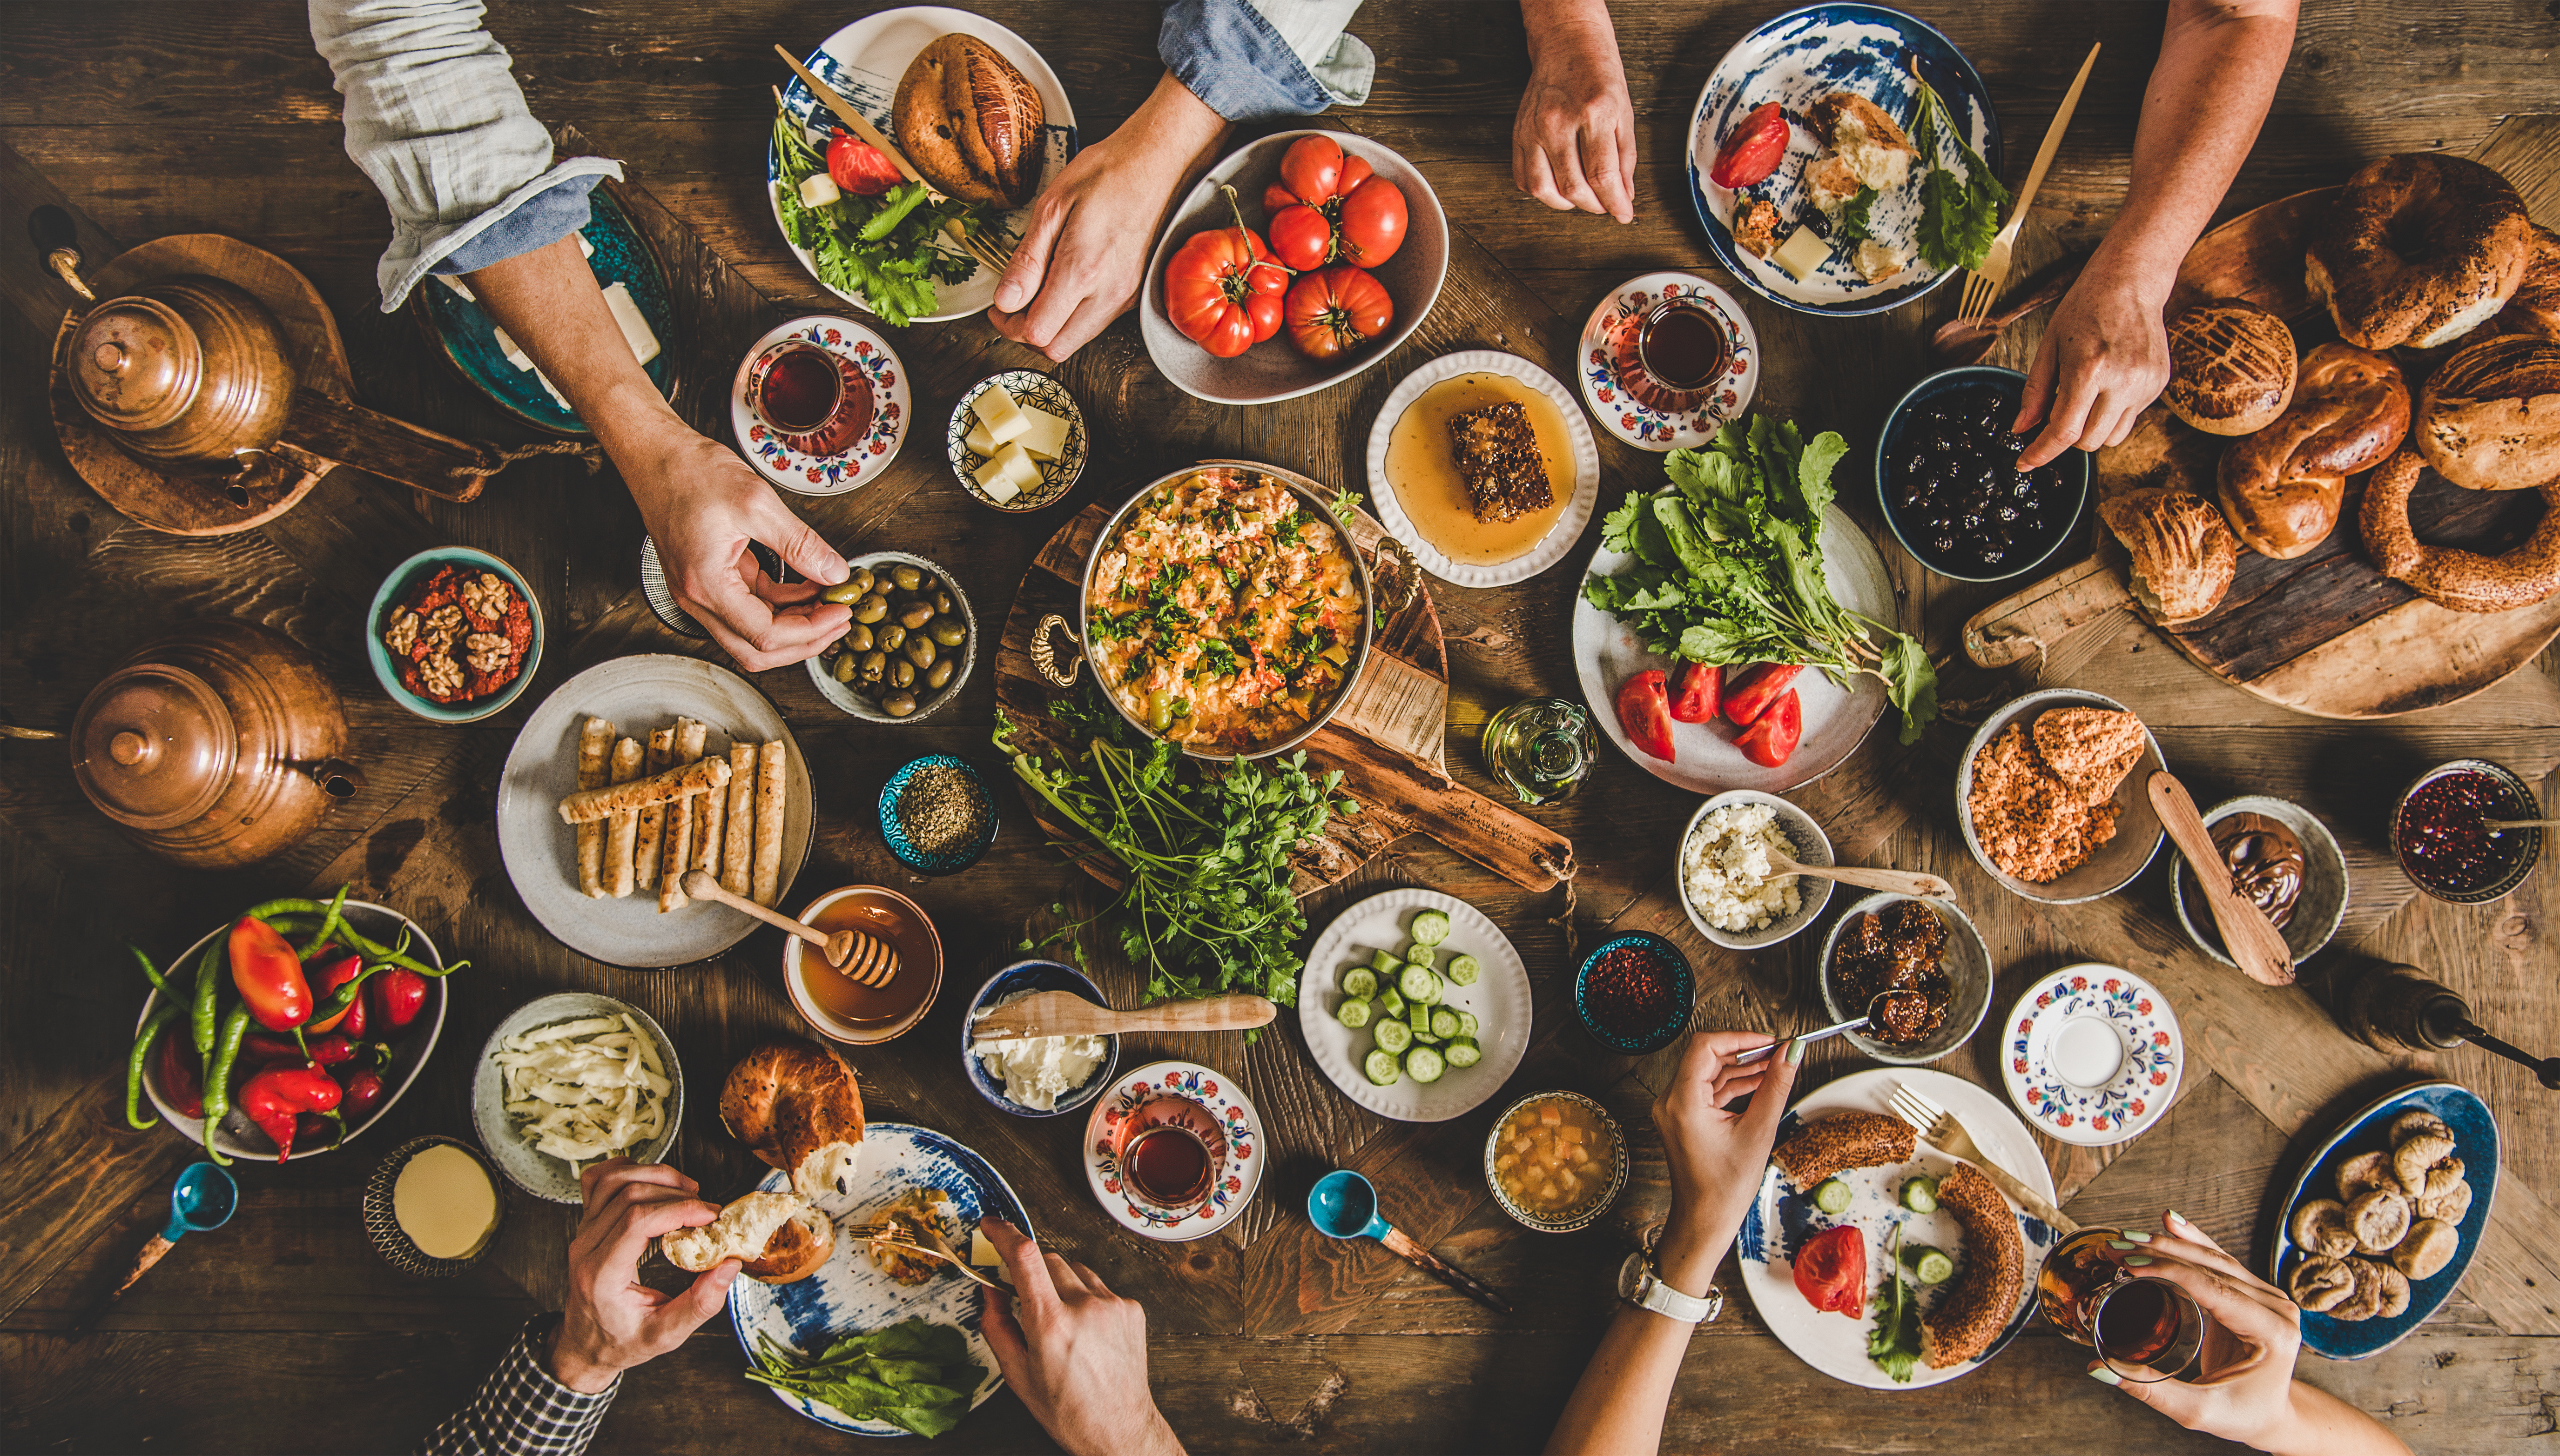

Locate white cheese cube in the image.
[1772,225,1832,281]
[601,282,661,366]
[973,441,1042,503]
[972,382,1031,447]
[1013,404,1073,463]
[796,173,841,209]
[962,414,999,457]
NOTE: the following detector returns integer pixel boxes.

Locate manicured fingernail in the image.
[2088,1365,2121,1386]
[1784,1036,1805,1066]
[2107,1239,2136,1250]
[2124,1255,2155,1267]
[2123,1230,2152,1244]
[2166,1210,2189,1229]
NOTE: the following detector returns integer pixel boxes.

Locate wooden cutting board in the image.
[992,461,1576,894]
[1965,186,2560,718]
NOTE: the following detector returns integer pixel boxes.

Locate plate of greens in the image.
[1575,414,1936,794]
[1295,889,1533,1122]
[769,8,1078,325]
[1686,4,2003,315]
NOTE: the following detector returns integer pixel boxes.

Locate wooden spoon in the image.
[2485,818,2560,833]
[1765,848,1953,900]
[1928,254,2088,366]
[2147,773,2294,987]
[680,871,896,986]
[971,990,1275,1043]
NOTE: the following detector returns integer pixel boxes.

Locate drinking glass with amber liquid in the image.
[2036,1228,2231,1382]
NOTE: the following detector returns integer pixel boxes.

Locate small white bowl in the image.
[947,370,1086,512]
[1676,791,1834,950]
[806,551,977,724]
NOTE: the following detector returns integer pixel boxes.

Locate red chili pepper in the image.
[370,966,429,1033]
[1793,1224,1866,1316]
[1614,670,1677,762]
[306,953,366,1036]
[241,1033,356,1067]
[1667,661,1722,724]
[341,1069,389,1124]
[1723,662,1804,727]
[237,1064,341,1161]
[155,1029,204,1120]
[228,916,312,1031]
[1735,688,1802,768]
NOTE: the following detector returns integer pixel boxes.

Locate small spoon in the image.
[971,989,1275,1044]
[2451,1020,2560,1091]
[2484,817,2560,834]
[1929,254,2088,366]
[2149,772,2295,988]
[1308,1169,1512,1314]
[1765,847,1952,900]
[1731,991,1930,1065]
[81,1161,237,1335]
[680,871,896,986]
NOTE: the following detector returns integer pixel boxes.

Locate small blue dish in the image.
[364,547,544,724]
[1874,365,2094,584]
[879,754,998,874]
[1575,933,1695,1055]
[961,960,1120,1118]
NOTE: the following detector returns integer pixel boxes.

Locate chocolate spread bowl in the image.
[2170,794,2348,970]
[2387,758,2542,905]
[1816,892,1993,1067]
[1952,688,2167,906]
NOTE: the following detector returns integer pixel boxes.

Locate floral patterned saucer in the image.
[728,315,909,496]
[1081,1060,1262,1242]
[1574,272,1759,452]
[1998,963,2183,1148]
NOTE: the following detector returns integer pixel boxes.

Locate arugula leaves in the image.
[772,101,998,327]
[1582,413,1938,744]
[1909,76,2012,272]
[1868,1225,1926,1383]
[1836,185,1880,244]
[746,1319,984,1438]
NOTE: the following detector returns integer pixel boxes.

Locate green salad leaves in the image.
[772,102,996,327]
[1581,413,1937,743]
[747,1319,984,1438]
[1867,1225,1927,1383]
[1910,74,2012,272]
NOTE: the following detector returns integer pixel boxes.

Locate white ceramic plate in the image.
[1737,1066,2060,1390]
[496,656,813,968]
[1997,963,2183,1148]
[727,1123,1032,1436]
[768,7,1078,323]
[471,992,684,1203]
[1572,504,1895,793]
[730,315,911,497]
[1362,349,1601,588]
[1574,273,1761,452]
[1296,889,1533,1123]
[1081,1061,1264,1242]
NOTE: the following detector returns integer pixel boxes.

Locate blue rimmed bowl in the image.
[1875,365,2094,584]
[365,547,544,724]
[1575,932,1695,1055]
[879,754,998,874]
[961,959,1120,1119]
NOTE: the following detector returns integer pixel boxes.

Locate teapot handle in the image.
[28,205,97,303]
[306,758,363,799]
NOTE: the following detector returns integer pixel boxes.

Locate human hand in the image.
[1513,0,1636,221]
[548,1160,736,1394]
[977,1217,1183,1456]
[1650,1030,1798,1292]
[2013,255,2174,470]
[2092,1211,2338,1453]
[619,423,850,672]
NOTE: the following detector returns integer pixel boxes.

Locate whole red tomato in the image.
[1263,134,1407,269]
[1165,224,1289,358]
[1282,266,1393,361]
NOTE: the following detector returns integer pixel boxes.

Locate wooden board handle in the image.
[1961,557,2133,668]
[278,388,496,503]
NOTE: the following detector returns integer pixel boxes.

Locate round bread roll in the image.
[2101,486,2240,623]
[2347,1187,2412,1254]
[2216,343,2410,558]
[2389,1109,2452,1145]
[660,1191,836,1285]
[721,1041,867,1201]
[2362,452,2560,612]
[893,34,1044,209]
[2289,1198,2359,1259]
[2370,1258,2412,1318]
[2416,333,2560,491]
[2288,1254,2356,1313]
[2394,1134,2464,1201]
[2336,1149,2397,1202]
[2307,154,2534,350]
[2499,223,2560,339]
[2419,1177,2472,1226]
[2392,1218,2460,1281]
[2329,1255,2386,1321]
[2166,300,2298,435]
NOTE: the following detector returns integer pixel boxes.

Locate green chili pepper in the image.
[131,946,168,994]
[126,1007,182,1131]
[198,1005,252,1167]
[856,183,931,242]
[294,885,350,959]
[190,937,223,1059]
[237,897,459,978]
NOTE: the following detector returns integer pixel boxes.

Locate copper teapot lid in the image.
[73,663,238,830]
[67,295,202,433]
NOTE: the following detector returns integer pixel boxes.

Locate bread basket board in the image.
[993,461,1576,894]
[1962,185,2560,719]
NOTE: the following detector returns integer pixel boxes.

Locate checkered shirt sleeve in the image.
[417,1315,620,1456]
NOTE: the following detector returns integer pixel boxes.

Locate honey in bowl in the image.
[787,886,941,1040]
[1384,372,1572,565]
[1492,1094,1616,1219]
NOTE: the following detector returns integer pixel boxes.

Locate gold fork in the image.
[1953,41,2101,326]
[847,1219,1012,1293]
[772,51,1019,274]
[1885,1082,2079,1234]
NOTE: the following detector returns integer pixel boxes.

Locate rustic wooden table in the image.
[3,4,2557,1452]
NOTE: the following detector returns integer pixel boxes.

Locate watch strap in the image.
[1633,1262,1722,1323]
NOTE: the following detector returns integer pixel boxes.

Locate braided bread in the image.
[2216,344,2411,558]
[2359,450,2560,612]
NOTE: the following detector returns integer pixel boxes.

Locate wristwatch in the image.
[1618,1251,1723,1324]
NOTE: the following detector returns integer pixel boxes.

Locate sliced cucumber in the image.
[1445,953,1481,987]
[1363,1048,1402,1086]
[1341,966,1378,999]
[1403,1045,1446,1083]
[1397,964,1440,1003]
[1408,997,1432,1033]
[1378,986,1407,1020]
[1404,943,1437,970]
[1369,948,1405,976]
[1417,975,1443,1006]
[1812,1177,1853,1214]
[1336,997,1373,1029]
[1413,1027,1442,1045]
[1902,1244,1955,1286]
[1429,1007,1461,1039]
[1901,1176,1939,1214]
[1374,1018,1413,1054]
[1456,1010,1480,1039]
[1442,1037,1482,1068]
[1409,909,1452,946]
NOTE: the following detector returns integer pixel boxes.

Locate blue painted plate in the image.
[2270,1080,2498,1361]
[727,1123,1031,1435]
[413,186,678,434]
[1685,3,2002,315]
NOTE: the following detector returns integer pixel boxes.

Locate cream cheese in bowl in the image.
[974,990,1110,1113]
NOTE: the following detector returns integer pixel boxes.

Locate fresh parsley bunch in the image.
[772,102,996,327]
[1910,76,2012,272]
[1581,413,1938,743]
[746,1320,983,1438]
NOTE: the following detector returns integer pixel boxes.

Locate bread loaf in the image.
[2415,332,2560,490]
[2216,343,2410,558]
[893,35,1043,209]
[2100,486,2238,622]
[720,1041,867,1201]
[660,1191,835,1284]
[2163,301,2297,436]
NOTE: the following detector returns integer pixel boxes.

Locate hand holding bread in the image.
[552,1160,736,1391]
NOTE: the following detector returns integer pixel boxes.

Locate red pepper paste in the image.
[2398,769,2519,894]
[1585,943,1678,1040]
[380,564,532,705]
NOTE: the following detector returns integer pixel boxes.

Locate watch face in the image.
[1618,1250,1652,1301]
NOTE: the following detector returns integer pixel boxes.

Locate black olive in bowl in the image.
[1874,366,2092,584]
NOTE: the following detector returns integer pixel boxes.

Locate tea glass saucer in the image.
[1080,1060,1262,1242]
[728,315,909,496]
[1998,963,2184,1147]
[1574,272,1759,452]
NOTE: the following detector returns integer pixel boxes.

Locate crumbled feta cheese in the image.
[1680,802,1804,932]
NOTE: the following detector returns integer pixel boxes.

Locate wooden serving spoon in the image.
[2485,818,2560,833]
[680,871,896,987]
[1765,847,1953,900]
[971,990,1275,1044]
[2147,773,2295,988]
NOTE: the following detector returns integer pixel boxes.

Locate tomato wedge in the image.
[1723,662,1803,727]
[1736,688,1802,768]
[1614,670,1677,762]
[1668,661,1721,724]
[1710,102,1791,190]
[1792,1224,1866,1316]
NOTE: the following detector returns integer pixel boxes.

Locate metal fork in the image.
[1953,41,2102,327]
[847,1219,1012,1294]
[1886,1082,2078,1234]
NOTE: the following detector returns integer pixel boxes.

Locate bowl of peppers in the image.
[126,887,462,1165]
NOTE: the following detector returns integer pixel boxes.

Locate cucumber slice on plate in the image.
[1374,1018,1412,1054]
[1812,1178,1853,1214]
[1364,1048,1401,1086]
[1429,1007,1461,1039]
[1456,1010,1479,1039]
[1341,966,1378,999]
[1408,997,1432,1033]
[1445,953,1480,986]
[1408,909,1451,946]
[1398,964,1440,1003]
[1370,948,1404,976]
[1402,1045,1446,1083]
[1901,1176,1939,1214]
[1413,1027,1442,1045]
[1379,986,1407,1020]
[1404,943,1438,970]
[1443,1037,1482,1068]
[1336,997,1372,1029]
[1902,1244,1955,1286]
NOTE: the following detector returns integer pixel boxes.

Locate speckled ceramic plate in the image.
[412,187,677,433]
[727,1123,1031,1436]
[1738,1066,2058,1389]
[1297,889,1533,1123]
[730,315,910,496]
[1573,274,1760,451]
[1361,349,1600,587]
[1686,4,2001,315]
[1998,964,2183,1147]
[1080,1061,1263,1242]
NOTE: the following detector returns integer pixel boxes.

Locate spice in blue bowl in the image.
[879,755,997,873]
[1575,933,1693,1055]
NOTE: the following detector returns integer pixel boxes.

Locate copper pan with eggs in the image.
[1960,154,2560,720]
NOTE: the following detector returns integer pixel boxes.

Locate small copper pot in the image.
[62,275,295,467]
[70,620,364,869]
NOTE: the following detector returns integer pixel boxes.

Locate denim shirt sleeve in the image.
[309,0,623,310]
[1160,0,1374,123]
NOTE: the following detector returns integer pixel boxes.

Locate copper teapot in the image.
[62,274,296,468]
[67,620,364,870]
